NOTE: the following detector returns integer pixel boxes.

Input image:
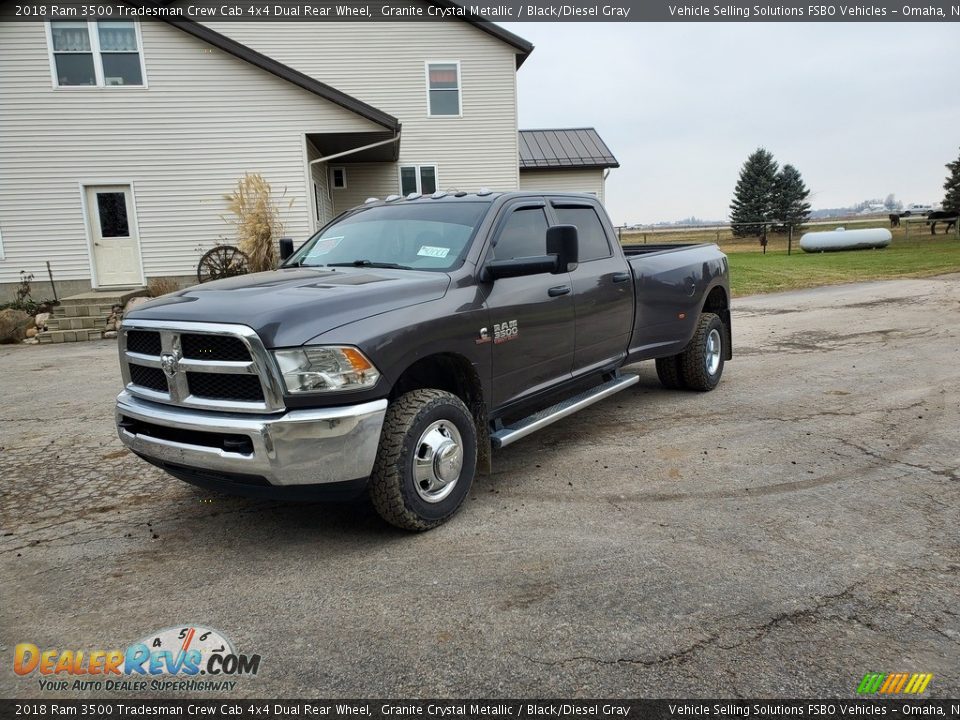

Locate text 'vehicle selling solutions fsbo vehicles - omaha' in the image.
[115,190,732,530]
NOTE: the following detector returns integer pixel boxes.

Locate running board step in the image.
[491,373,640,449]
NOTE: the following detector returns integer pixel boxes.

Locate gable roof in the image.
[157,1,534,128]
[519,128,620,170]
[165,20,400,131]
[426,0,534,67]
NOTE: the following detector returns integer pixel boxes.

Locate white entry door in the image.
[85,185,143,287]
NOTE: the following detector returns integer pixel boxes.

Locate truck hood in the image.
[126,267,451,348]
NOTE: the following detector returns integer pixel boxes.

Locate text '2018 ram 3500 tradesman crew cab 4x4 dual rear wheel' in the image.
[115,191,732,531]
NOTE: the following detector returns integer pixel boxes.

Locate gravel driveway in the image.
[1,275,958,698]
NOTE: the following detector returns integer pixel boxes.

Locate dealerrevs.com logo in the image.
[14,625,261,693]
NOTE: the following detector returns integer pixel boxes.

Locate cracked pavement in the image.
[1,274,958,698]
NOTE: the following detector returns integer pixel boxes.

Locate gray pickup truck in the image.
[116,191,731,530]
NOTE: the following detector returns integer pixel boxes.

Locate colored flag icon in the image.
[857,672,933,694]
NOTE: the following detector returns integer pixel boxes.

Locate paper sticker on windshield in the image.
[307,236,343,256]
[417,246,450,259]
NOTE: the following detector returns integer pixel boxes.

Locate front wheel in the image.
[369,389,477,531]
[678,312,725,391]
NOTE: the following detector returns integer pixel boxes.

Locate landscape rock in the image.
[104,331,118,340]
[0,309,33,344]
[35,312,50,329]
[104,304,123,332]
[21,337,39,345]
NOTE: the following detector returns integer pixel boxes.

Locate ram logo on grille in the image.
[160,351,181,379]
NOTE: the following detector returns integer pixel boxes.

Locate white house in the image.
[0,9,617,303]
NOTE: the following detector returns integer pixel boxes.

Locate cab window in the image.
[491,207,549,260]
[553,206,611,262]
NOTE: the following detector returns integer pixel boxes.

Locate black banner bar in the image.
[2,0,959,22]
[2,699,960,719]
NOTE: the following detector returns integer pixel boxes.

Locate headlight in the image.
[273,346,380,393]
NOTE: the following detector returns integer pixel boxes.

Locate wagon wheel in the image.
[197,245,249,283]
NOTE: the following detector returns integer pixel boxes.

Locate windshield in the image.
[288,202,488,271]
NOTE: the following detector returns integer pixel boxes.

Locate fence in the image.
[615,214,959,255]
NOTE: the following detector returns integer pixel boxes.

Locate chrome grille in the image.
[119,321,285,413]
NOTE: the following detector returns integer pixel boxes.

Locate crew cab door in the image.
[550,200,634,375]
[480,201,575,409]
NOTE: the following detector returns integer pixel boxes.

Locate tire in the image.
[678,312,725,391]
[655,355,685,390]
[369,389,477,531]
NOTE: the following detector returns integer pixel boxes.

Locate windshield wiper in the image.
[327,260,414,270]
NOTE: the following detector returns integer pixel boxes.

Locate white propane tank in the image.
[800,227,892,253]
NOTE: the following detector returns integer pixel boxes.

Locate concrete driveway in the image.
[1,275,958,698]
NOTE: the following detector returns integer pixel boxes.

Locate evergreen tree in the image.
[773,164,812,233]
[943,147,960,213]
[730,148,779,237]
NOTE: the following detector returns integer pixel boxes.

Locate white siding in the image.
[330,164,397,214]
[519,169,607,204]
[203,15,521,195]
[0,21,381,285]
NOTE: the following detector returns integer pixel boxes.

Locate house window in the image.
[96,192,130,237]
[426,62,460,117]
[48,21,145,87]
[399,165,438,196]
[331,167,346,190]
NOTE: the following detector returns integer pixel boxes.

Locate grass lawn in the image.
[726,236,960,296]
[621,220,960,296]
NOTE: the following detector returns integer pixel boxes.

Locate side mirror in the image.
[547,225,579,274]
[279,237,295,261]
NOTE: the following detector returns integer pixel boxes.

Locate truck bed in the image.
[622,242,729,363]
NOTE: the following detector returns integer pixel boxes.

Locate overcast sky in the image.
[503,22,960,225]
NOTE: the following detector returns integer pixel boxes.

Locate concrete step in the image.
[46,315,108,331]
[52,303,118,318]
[58,289,146,306]
[37,328,105,344]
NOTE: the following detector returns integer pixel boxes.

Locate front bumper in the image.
[115,390,387,487]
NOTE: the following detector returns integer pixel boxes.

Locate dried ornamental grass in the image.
[147,277,180,297]
[222,173,292,273]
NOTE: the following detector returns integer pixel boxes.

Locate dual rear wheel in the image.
[655,312,726,392]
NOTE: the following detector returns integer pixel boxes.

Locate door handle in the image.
[548,285,571,297]
[612,272,630,283]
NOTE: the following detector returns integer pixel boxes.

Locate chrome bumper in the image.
[115,390,387,486]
